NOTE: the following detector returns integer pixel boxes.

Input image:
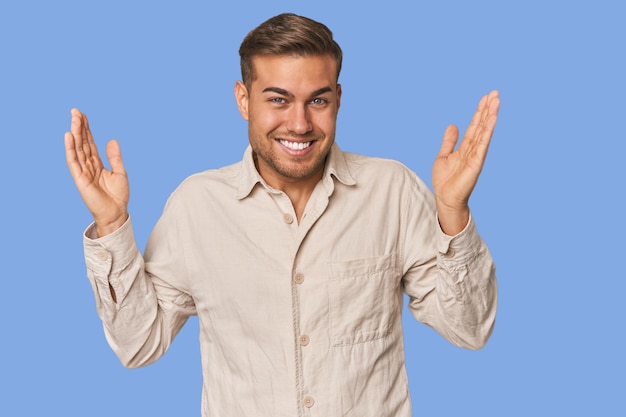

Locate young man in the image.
[65,13,499,417]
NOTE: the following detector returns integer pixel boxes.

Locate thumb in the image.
[106,139,126,174]
[437,124,459,158]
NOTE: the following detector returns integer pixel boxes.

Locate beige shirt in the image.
[84,143,497,417]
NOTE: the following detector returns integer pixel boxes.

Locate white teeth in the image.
[279,140,312,150]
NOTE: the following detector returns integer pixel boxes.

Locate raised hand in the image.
[65,109,129,237]
[432,90,500,235]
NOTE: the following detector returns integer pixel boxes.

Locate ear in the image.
[336,83,342,110]
[234,81,249,121]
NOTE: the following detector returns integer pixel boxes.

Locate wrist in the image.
[436,205,470,236]
[95,212,129,237]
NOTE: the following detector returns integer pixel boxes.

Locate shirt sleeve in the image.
[402,176,497,350]
[83,216,196,368]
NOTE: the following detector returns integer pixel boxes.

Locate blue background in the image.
[1,1,624,415]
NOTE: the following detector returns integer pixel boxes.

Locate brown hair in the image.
[239,13,343,87]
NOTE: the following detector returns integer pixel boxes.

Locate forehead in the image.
[250,54,338,92]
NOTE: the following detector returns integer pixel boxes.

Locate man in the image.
[65,13,498,417]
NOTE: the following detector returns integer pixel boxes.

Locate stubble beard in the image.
[251,130,332,181]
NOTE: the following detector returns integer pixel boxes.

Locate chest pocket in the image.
[328,253,402,346]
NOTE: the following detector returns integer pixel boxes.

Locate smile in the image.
[278,140,312,150]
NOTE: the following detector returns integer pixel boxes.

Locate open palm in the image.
[432,91,500,233]
[64,109,129,237]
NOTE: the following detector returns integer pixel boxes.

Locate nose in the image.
[286,104,312,135]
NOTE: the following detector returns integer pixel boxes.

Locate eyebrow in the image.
[262,86,334,99]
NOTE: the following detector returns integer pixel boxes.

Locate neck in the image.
[254,155,324,223]
[281,180,319,223]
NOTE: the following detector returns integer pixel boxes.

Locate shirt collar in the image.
[236,142,356,200]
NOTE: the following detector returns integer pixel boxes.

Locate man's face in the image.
[235,54,341,188]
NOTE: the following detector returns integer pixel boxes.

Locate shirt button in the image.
[283,213,294,224]
[293,273,304,284]
[299,334,310,346]
[96,251,108,261]
[303,395,315,408]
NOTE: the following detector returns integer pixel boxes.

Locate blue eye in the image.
[311,98,327,105]
[271,97,286,104]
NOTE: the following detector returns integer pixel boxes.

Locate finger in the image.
[482,91,500,125]
[82,112,104,171]
[463,93,490,144]
[463,91,500,150]
[70,108,88,166]
[437,124,459,158]
[72,109,106,174]
[80,112,92,158]
[106,139,126,175]
[477,93,500,142]
[488,91,500,118]
[64,131,84,180]
[79,112,93,159]
[472,94,500,160]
